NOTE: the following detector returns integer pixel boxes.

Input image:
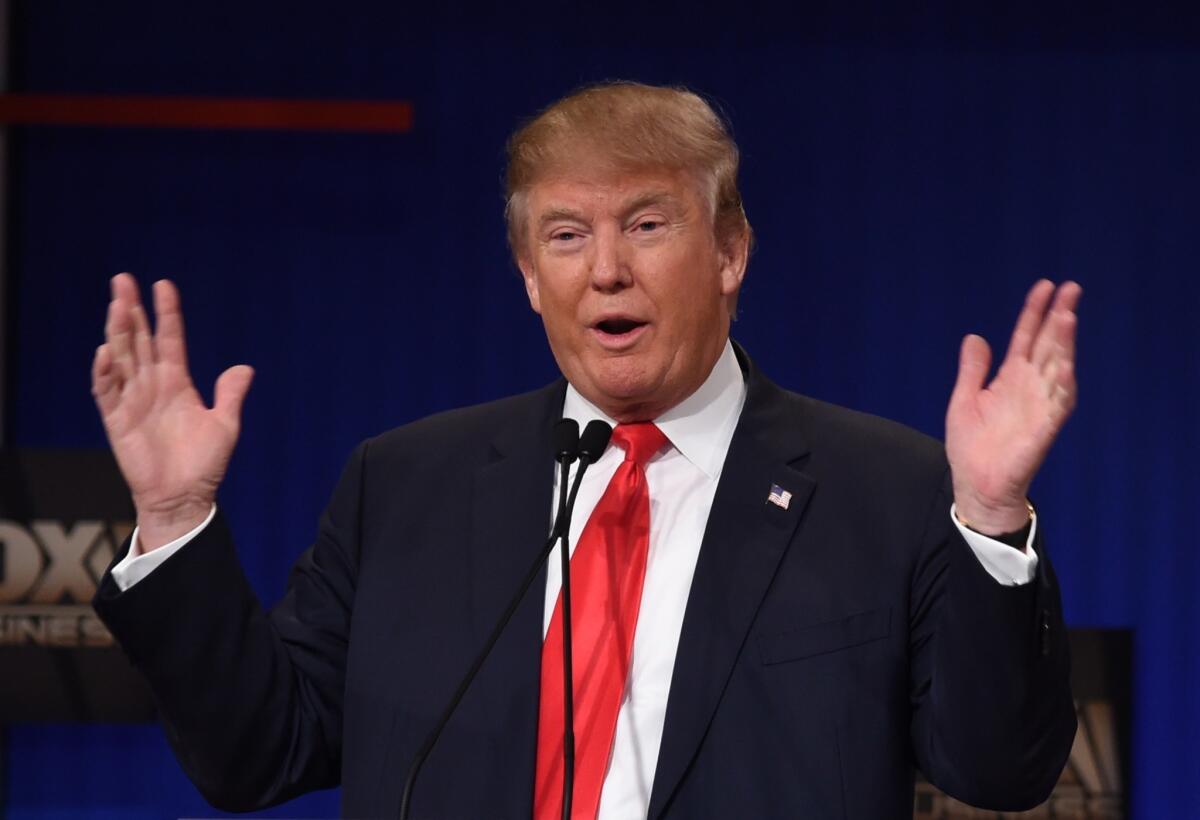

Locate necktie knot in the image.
[611,423,668,467]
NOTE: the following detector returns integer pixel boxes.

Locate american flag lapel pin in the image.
[767,483,792,510]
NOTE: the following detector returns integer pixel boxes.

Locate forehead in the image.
[526,165,704,217]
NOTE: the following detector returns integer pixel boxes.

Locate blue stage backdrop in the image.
[5,2,1197,817]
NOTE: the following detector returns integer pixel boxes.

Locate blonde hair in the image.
[504,81,752,257]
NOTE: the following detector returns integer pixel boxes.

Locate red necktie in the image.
[534,422,668,820]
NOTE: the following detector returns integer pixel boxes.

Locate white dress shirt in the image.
[111,339,1039,818]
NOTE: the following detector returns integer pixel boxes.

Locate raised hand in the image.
[945,279,1081,536]
[91,274,254,551]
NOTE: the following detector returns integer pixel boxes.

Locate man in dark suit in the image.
[91,83,1078,818]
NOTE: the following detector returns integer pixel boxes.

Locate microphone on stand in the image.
[557,420,612,820]
[398,418,611,820]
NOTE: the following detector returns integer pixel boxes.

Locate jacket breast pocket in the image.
[759,607,892,666]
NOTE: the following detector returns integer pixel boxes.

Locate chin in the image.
[583,361,672,418]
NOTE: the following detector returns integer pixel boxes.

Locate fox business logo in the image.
[0,519,133,647]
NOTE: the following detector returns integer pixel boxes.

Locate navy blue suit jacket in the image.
[95,346,1075,818]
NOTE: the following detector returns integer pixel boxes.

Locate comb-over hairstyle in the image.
[504,82,752,257]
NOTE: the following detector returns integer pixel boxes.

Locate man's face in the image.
[517,165,747,422]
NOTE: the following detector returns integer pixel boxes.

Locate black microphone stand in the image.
[557,454,577,820]
[555,419,613,819]
[399,420,611,820]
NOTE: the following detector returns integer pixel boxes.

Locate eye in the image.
[551,230,578,242]
[635,219,663,232]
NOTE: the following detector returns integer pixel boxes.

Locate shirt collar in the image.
[561,340,747,480]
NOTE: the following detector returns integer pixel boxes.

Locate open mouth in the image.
[595,318,646,335]
[591,316,649,349]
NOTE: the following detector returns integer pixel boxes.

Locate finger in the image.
[91,344,121,416]
[1032,282,1082,371]
[1035,308,1078,374]
[110,272,143,307]
[951,333,992,405]
[107,273,144,363]
[152,279,190,369]
[105,296,137,384]
[1042,358,1077,419]
[1005,279,1055,363]
[1051,280,1082,312]
[111,273,147,370]
[214,365,255,427]
[131,303,156,368]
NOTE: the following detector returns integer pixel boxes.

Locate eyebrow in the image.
[537,207,588,230]
[535,189,685,231]
[621,189,682,217]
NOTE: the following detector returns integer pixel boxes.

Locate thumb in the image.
[951,334,991,405]
[214,365,255,425]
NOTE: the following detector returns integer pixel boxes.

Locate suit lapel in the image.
[647,356,816,819]
[465,381,565,815]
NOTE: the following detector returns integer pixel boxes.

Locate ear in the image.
[717,227,750,299]
[518,255,542,315]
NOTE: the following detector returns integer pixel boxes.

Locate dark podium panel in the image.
[915,629,1132,819]
[0,449,154,722]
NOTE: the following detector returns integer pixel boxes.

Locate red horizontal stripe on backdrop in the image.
[0,94,414,132]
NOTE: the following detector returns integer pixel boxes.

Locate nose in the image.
[588,224,632,292]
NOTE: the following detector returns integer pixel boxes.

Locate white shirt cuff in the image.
[949,504,1039,586]
[109,504,218,592]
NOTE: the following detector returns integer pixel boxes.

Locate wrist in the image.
[953,494,1033,536]
[134,496,213,553]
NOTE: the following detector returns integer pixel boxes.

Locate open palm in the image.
[945,280,1081,534]
[92,274,253,549]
